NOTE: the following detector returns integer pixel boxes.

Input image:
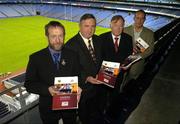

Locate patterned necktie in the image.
[88,40,97,64]
[53,53,60,70]
[114,37,119,52]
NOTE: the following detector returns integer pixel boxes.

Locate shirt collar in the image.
[111,33,121,40]
[48,46,61,54]
[79,32,92,42]
[48,46,61,62]
[133,24,143,34]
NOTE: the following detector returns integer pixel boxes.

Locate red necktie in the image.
[114,37,119,52]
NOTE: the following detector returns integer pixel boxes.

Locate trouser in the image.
[39,106,77,124]
[78,85,106,124]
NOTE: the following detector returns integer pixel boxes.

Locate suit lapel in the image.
[58,50,67,75]
[130,25,135,42]
[92,35,100,61]
[139,27,146,41]
[110,32,123,53]
[44,48,57,71]
[119,34,124,53]
[45,47,67,75]
[77,33,95,64]
[108,32,117,53]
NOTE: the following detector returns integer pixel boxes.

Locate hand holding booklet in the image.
[52,76,78,110]
[135,37,149,53]
[120,37,147,70]
[97,61,120,88]
[120,55,142,70]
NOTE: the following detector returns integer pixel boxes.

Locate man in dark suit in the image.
[65,13,104,124]
[100,15,133,89]
[100,15,133,124]
[25,21,81,124]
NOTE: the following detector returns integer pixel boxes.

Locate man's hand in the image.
[77,87,82,103]
[132,47,139,55]
[48,86,59,96]
[120,66,129,71]
[86,75,102,84]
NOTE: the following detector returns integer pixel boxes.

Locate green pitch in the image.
[0,16,109,73]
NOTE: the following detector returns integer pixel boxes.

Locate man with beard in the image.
[25,21,81,124]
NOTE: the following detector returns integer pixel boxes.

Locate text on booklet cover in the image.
[97,61,120,88]
[52,76,78,110]
[136,37,149,53]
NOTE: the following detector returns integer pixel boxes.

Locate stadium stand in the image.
[0,0,180,123]
[0,11,6,18]
[10,4,33,16]
[0,5,22,17]
[119,18,180,123]
[0,0,179,31]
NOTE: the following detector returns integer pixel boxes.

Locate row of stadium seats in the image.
[118,18,180,122]
[127,0,178,4]
[77,0,180,17]
[0,0,41,2]
[1,0,178,4]
[1,0,180,16]
[0,4,173,31]
[0,4,35,17]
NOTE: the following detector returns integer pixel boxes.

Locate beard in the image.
[49,43,64,51]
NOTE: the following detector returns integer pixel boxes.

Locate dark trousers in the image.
[104,72,127,124]
[105,79,142,124]
[39,107,77,124]
[78,86,106,124]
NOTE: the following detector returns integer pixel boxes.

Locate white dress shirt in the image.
[79,32,94,49]
[112,33,121,46]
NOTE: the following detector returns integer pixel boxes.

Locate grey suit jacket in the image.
[124,25,154,59]
[123,25,154,80]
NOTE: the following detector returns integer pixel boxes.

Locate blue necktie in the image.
[53,53,60,70]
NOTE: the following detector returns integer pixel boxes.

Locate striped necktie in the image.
[88,40,97,64]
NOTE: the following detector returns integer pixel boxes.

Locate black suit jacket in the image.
[100,32,133,89]
[100,31,133,63]
[65,33,102,90]
[25,47,80,111]
[65,33,104,124]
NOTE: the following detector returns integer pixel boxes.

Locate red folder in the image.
[52,93,77,110]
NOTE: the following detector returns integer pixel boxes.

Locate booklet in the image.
[52,76,78,110]
[97,61,120,88]
[135,37,149,53]
[120,55,142,70]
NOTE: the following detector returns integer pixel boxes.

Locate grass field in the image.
[0,16,109,73]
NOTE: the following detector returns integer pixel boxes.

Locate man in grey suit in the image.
[123,9,154,85]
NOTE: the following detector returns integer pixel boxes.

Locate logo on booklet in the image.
[61,101,69,106]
